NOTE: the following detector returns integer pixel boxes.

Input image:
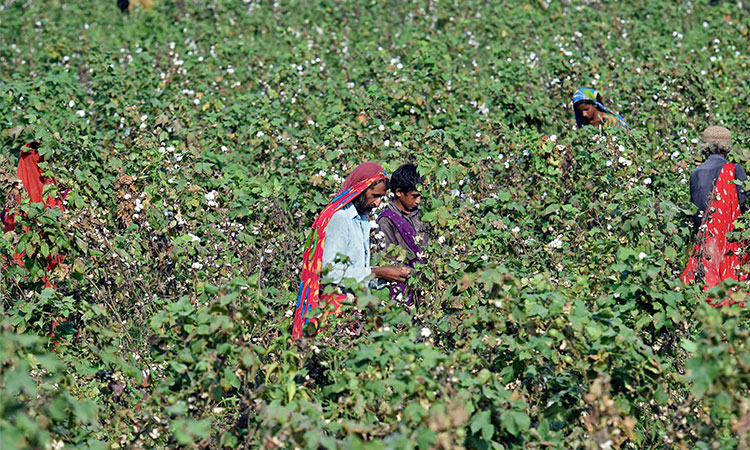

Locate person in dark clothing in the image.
[375,163,429,303]
[689,126,748,230]
[682,126,750,299]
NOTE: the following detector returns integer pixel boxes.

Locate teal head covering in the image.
[572,88,629,129]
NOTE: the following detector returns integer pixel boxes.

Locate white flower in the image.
[420,327,432,338]
[644,177,652,185]
[193,98,200,105]
[548,235,563,249]
[638,252,647,260]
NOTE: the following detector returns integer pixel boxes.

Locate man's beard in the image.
[352,195,373,215]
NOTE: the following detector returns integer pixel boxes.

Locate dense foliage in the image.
[2,0,750,448]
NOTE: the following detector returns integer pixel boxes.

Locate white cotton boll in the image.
[644,177,652,185]
[256,131,264,137]
[187,234,200,242]
[638,252,647,260]
[512,226,520,233]
[68,100,75,108]
[205,191,217,201]
[378,124,385,131]
[76,110,86,117]
[383,139,390,147]
[420,327,432,338]
[549,134,557,142]
[191,262,203,270]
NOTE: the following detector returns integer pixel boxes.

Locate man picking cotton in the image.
[376,163,429,304]
[292,161,411,339]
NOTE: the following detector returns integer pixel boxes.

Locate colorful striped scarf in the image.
[292,167,386,340]
[572,87,630,129]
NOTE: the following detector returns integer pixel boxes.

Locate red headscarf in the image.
[338,161,385,195]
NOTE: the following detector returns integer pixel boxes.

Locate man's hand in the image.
[373,265,412,283]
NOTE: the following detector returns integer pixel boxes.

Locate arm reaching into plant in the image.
[372,265,412,283]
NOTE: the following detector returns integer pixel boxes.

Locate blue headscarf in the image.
[572,88,629,129]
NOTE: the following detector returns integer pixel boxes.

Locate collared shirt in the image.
[689,154,748,228]
[375,200,429,259]
[321,203,381,288]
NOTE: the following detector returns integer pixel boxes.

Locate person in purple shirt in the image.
[689,126,749,230]
[375,163,429,303]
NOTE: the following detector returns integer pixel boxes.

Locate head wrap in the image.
[572,87,630,129]
[338,161,386,195]
[701,126,732,146]
[292,162,387,340]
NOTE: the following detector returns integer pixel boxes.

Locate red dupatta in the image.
[292,164,386,340]
[681,163,748,306]
[2,142,65,285]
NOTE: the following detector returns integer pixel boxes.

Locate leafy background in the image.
[1,0,750,448]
